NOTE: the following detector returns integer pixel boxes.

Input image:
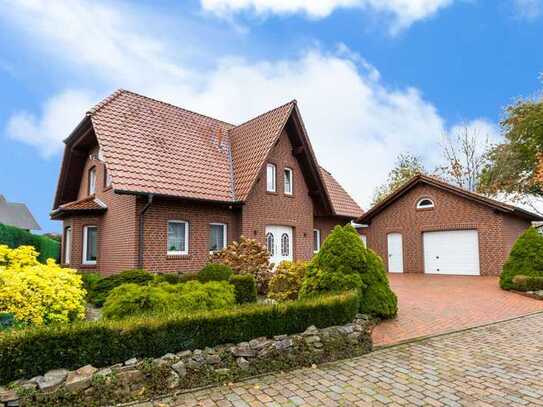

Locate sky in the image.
[0,0,542,233]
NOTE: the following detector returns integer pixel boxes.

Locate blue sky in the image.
[0,0,542,233]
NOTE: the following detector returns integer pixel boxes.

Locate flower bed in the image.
[0,291,359,384]
[0,314,373,407]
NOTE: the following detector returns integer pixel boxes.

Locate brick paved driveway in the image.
[141,312,543,406]
[372,273,543,346]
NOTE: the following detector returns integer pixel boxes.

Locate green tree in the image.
[500,227,543,290]
[373,154,425,205]
[481,93,543,198]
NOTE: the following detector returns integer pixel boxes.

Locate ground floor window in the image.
[209,223,227,252]
[82,225,97,265]
[64,226,72,264]
[313,229,320,253]
[168,220,189,255]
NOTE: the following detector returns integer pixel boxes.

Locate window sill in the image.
[80,263,97,269]
[167,253,191,259]
[103,186,113,192]
[266,191,278,196]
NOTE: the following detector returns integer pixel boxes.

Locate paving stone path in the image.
[136,312,543,406]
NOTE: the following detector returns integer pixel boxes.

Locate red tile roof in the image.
[51,196,107,219]
[68,90,361,217]
[320,168,364,217]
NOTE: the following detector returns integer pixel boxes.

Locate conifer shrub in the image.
[500,228,543,290]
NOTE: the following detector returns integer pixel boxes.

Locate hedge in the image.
[0,291,359,383]
[0,223,60,264]
[511,275,543,291]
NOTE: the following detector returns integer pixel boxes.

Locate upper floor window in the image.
[313,229,320,253]
[82,225,97,265]
[88,167,96,195]
[104,167,112,188]
[416,198,435,209]
[266,163,276,192]
[284,168,293,195]
[168,220,189,255]
[209,223,227,252]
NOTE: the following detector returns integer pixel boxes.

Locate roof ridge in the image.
[230,99,296,131]
[89,89,236,128]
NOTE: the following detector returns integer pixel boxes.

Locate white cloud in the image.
[513,0,543,20]
[1,0,491,209]
[200,0,454,32]
[6,90,97,158]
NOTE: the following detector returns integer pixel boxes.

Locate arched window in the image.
[266,232,274,256]
[281,233,289,256]
[416,198,435,209]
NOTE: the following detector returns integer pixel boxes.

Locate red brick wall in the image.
[241,130,315,261]
[61,147,138,275]
[502,214,531,259]
[140,197,241,273]
[364,184,531,275]
[314,216,351,249]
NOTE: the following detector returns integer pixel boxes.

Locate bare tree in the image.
[436,126,491,192]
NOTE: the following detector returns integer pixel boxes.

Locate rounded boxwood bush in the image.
[230,274,257,304]
[198,263,233,282]
[500,228,543,290]
[299,225,398,319]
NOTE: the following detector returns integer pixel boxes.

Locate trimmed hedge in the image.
[0,223,60,264]
[0,291,359,383]
[198,263,233,282]
[230,274,257,304]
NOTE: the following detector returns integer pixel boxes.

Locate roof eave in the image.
[113,189,244,207]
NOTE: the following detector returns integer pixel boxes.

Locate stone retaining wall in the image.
[0,315,373,406]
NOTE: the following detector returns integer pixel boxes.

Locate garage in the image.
[355,175,543,275]
[423,230,480,275]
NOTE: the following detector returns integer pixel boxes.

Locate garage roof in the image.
[357,174,543,223]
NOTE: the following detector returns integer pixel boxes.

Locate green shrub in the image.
[299,225,397,319]
[511,274,543,291]
[268,261,307,302]
[0,291,359,383]
[153,272,192,285]
[500,228,543,290]
[90,269,154,307]
[198,263,233,282]
[0,223,60,263]
[80,272,102,301]
[230,274,257,304]
[359,249,398,319]
[102,280,236,320]
[299,225,366,297]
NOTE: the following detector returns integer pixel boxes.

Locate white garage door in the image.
[423,230,480,275]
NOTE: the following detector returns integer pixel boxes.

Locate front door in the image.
[265,225,293,266]
[387,233,404,273]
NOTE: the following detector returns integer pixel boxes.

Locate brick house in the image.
[356,175,543,276]
[51,90,363,275]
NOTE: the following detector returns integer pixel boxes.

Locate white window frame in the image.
[284,167,293,195]
[88,167,96,195]
[64,226,72,264]
[104,166,112,188]
[82,225,97,265]
[266,163,276,192]
[209,223,227,253]
[313,229,321,253]
[167,220,189,255]
[416,198,435,209]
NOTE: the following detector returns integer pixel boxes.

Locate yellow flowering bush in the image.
[0,245,86,325]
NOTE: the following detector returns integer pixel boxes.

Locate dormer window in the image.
[416,198,434,209]
[88,167,96,196]
[266,163,276,192]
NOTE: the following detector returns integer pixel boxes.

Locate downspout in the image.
[138,194,154,269]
